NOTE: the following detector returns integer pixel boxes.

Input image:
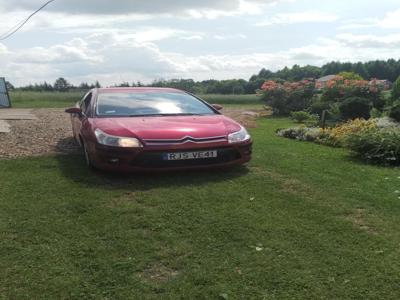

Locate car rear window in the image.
[96,92,216,117]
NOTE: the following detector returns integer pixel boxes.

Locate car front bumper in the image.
[88,141,252,172]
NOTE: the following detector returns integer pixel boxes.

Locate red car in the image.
[65,87,252,171]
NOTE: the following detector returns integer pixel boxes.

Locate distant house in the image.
[315,75,336,89]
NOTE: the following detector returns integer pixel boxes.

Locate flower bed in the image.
[277,117,400,165]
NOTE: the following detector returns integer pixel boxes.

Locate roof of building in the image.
[316,75,336,82]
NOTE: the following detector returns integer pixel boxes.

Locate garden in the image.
[260,72,400,166]
[2,91,400,298]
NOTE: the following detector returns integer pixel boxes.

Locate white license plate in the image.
[163,150,218,161]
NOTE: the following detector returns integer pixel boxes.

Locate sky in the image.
[0,0,399,86]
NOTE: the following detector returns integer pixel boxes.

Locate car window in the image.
[80,92,92,115]
[96,92,216,117]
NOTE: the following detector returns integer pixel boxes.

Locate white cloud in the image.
[340,9,400,30]
[336,33,400,49]
[256,11,338,26]
[4,29,400,87]
[378,9,400,28]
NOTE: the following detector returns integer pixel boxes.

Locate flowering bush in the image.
[259,79,315,115]
[320,118,377,146]
[320,76,384,111]
[276,126,322,142]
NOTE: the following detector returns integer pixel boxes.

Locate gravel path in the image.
[0,108,260,159]
[0,109,79,159]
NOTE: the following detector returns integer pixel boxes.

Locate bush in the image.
[320,77,382,109]
[276,127,321,142]
[345,128,400,165]
[322,118,376,146]
[260,80,315,115]
[389,104,400,122]
[392,76,400,101]
[370,108,383,118]
[310,97,330,115]
[337,71,363,80]
[339,97,371,120]
[290,111,314,123]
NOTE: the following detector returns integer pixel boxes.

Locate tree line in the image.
[6,58,400,94]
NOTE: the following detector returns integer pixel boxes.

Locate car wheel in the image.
[82,142,95,169]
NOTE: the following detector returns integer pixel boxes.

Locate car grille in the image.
[130,147,241,168]
[143,135,227,146]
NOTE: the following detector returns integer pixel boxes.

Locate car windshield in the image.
[96,92,216,117]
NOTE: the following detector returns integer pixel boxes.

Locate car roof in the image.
[96,87,186,94]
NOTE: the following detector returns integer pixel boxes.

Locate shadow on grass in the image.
[54,152,250,192]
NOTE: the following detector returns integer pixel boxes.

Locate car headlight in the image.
[228,127,251,144]
[94,128,143,148]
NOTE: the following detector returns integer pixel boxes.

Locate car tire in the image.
[82,141,95,169]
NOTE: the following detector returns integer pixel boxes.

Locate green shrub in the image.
[310,97,330,115]
[370,108,383,118]
[345,128,400,165]
[337,71,363,80]
[392,76,400,101]
[339,97,371,120]
[389,104,400,122]
[290,111,313,123]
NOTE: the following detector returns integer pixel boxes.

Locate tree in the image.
[53,77,70,92]
[392,76,400,101]
[337,71,363,80]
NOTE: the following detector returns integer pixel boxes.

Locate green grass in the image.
[1,118,400,299]
[199,94,261,105]
[10,91,85,108]
[9,91,261,109]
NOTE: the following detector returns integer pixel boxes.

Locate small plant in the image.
[370,108,382,118]
[290,111,314,123]
[339,97,371,120]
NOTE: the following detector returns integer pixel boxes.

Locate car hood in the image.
[92,115,242,140]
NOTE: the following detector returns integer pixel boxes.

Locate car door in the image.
[72,91,93,145]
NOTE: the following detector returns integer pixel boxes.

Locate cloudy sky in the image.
[0,0,399,86]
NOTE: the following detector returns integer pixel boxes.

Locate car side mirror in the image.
[212,104,223,111]
[65,107,82,114]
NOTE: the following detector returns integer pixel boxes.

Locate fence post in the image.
[320,110,327,129]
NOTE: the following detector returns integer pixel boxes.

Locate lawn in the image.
[9,91,260,108]
[10,91,85,108]
[1,118,400,299]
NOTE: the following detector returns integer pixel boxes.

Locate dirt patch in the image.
[0,107,262,159]
[139,264,179,284]
[223,107,267,128]
[345,208,378,235]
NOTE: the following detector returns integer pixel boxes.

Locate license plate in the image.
[163,150,218,161]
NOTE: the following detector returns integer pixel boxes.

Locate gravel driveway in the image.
[0,108,260,159]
